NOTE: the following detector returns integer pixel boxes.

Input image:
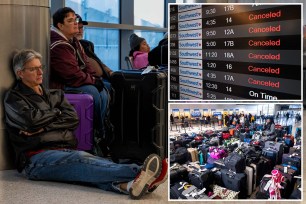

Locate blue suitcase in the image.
[262,148,278,166]
[282,153,301,171]
[264,141,284,164]
[64,94,94,151]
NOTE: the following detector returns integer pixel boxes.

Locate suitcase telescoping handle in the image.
[226,169,236,178]
[268,142,275,146]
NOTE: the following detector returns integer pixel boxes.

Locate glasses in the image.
[22,65,45,72]
[67,17,79,24]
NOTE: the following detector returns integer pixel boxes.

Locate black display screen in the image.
[169,4,302,100]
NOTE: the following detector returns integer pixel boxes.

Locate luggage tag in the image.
[141,66,157,75]
[182,185,197,196]
[183,164,194,172]
[210,167,220,172]
[170,163,179,170]
[169,136,176,141]
[178,182,189,190]
[264,179,273,191]
[188,161,201,169]
[227,169,236,178]
[198,167,208,173]
[188,188,207,199]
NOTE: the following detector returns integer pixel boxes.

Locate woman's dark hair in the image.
[129,45,140,57]
[267,117,275,124]
[53,7,75,29]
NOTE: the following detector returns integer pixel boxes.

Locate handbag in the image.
[209,147,227,160]
[210,185,239,199]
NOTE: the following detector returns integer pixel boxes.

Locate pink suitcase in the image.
[64,94,94,151]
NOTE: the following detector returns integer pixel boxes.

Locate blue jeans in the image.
[103,79,112,93]
[24,150,140,193]
[65,85,109,135]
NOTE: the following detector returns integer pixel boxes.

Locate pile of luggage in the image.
[170,124,302,200]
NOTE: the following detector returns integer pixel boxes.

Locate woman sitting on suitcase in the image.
[128,33,151,69]
[263,117,276,136]
[3,49,167,200]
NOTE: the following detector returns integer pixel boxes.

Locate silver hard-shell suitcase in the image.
[244,166,254,196]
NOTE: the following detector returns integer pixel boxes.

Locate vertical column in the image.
[169,5,179,99]
[176,5,203,100]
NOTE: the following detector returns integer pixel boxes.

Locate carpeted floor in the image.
[0,169,167,204]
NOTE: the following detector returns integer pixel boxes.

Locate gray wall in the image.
[0,0,50,170]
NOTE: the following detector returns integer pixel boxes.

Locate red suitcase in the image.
[64,94,94,151]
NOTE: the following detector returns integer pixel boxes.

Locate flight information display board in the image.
[169,4,302,100]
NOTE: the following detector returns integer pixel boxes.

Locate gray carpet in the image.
[0,170,167,204]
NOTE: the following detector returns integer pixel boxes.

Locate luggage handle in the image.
[267,147,277,151]
[226,172,235,178]
[170,163,181,170]
[226,169,236,178]
[289,153,299,157]
[64,90,84,94]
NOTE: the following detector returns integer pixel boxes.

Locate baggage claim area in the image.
[168,3,303,201]
[169,103,302,200]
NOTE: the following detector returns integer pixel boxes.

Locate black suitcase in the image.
[263,141,283,164]
[170,181,189,199]
[173,138,193,148]
[274,164,297,195]
[255,156,273,186]
[188,168,212,190]
[221,169,247,198]
[213,170,223,186]
[170,147,190,165]
[289,189,301,199]
[256,174,271,199]
[170,163,188,184]
[109,70,167,161]
[224,153,246,173]
[262,147,278,166]
[282,153,301,171]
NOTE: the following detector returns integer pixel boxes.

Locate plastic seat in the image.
[125,56,134,70]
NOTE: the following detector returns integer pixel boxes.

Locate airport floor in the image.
[0,114,304,204]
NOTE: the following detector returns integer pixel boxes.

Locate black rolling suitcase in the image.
[188,168,213,190]
[109,69,167,161]
[221,169,247,199]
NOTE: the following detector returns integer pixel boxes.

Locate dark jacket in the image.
[79,39,112,80]
[50,26,96,89]
[4,82,79,172]
[148,38,168,66]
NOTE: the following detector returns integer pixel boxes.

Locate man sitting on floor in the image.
[3,49,167,200]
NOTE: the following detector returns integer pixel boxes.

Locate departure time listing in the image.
[169,4,302,100]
